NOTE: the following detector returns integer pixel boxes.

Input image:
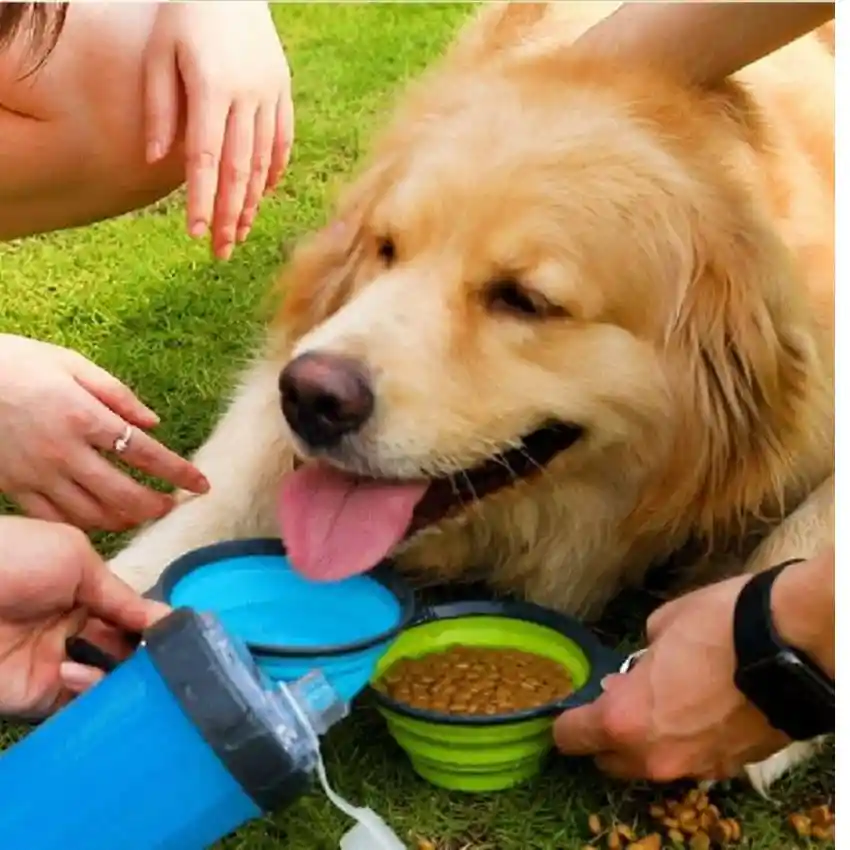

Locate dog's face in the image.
[284,75,684,466]
[274,60,811,585]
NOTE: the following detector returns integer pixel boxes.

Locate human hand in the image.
[143,1,294,260]
[553,575,789,782]
[0,516,170,718]
[0,334,209,532]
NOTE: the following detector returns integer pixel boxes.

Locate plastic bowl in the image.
[149,538,415,702]
[369,601,625,792]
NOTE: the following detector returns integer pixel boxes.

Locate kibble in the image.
[627,834,662,850]
[689,832,711,850]
[642,788,743,848]
[788,813,812,838]
[788,805,835,842]
[607,830,623,850]
[585,787,834,850]
[809,804,833,828]
[375,645,574,716]
[616,824,638,842]
[811,825,835,842]
[588,814,604,836]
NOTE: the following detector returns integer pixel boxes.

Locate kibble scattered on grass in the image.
[788,803,835,842]
[646,788,741,849]
[587,787,744,850]
[586,786,835,850]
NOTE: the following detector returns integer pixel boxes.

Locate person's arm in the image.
[771,547,835,677]
[573,2,835,87]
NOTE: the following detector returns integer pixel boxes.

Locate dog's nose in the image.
[279,352,375,448]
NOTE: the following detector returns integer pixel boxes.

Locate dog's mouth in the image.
[408,422,583,530]
[278,422,582,583]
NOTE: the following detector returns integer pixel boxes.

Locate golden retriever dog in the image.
[111,2,834,792]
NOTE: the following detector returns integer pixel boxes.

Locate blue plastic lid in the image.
[150,539,415,659]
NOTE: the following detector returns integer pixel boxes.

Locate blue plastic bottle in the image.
[0,608,347,850]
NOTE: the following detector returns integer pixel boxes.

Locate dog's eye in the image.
[377,237,396,265]
[485,278,565,320]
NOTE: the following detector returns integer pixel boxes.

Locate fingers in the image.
[553,698,614,757]
[211,102,258,260]
[143,42,180,163]
[70,452,175,528]
[68,354,159,430]
[76,555,171,634]
[19,485,131,535]
[14,491,66,524]
[39,478,121,532]
[594,752,648,781]
[76,617,142,663]
[24,374,208,529]
[185,90,230,240]
[554,665,650,758]
[266,92,294,193]
[102,423,209,496]
[236,105,275,245]
[645,596,685,643]
[59,661,104,695]
[62,353,206,494]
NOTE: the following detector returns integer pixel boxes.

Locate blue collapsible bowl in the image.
[149,538,416,702]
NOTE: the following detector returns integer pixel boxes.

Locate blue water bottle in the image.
[0,608,348,850]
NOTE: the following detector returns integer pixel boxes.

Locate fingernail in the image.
[144,601,173,627]
[219,243,234,261]
[142,406,160,424]
[146,140,163,163]
[196,475,211,493]
[60,661,103,693]
[189,220,208,239]
[236,226,249,243]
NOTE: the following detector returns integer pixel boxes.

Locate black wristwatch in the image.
[733,560,834,741]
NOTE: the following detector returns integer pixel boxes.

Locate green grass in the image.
[0,5,834,849]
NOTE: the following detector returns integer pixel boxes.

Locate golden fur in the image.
[112,2,834,790]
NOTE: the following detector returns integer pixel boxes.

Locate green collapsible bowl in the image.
[370,600,625,793]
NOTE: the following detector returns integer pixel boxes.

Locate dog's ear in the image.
[446,2,550,71]
[271,217,365,342]
[270,159,397,346]
[632,199,830,542]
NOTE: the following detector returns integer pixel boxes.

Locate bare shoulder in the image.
[0,3,158,122]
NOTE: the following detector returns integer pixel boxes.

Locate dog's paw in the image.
[744,739,825,797]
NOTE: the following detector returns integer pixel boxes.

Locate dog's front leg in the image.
[109,356,293,593]
[740,476,834,795]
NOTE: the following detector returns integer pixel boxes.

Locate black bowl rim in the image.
[368,600,626,727]
[147,537,417,659]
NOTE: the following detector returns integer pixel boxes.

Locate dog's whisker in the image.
[517,446,559,488]
[458,469,488,523]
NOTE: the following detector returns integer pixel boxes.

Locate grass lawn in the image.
[0,4,834,849]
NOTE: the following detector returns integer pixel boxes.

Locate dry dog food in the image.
[588,788,836,849]
[376,645,574,716]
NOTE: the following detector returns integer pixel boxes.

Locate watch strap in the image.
[733,559,804,669]
[733,559,834,740]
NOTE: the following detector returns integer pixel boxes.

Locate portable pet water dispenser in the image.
[0,537,415,850]
[0,608,351,850]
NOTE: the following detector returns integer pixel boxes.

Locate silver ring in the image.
[619,648,647,674]
[112,424,133,455]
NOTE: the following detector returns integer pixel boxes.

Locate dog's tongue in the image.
[278,463,429,581]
